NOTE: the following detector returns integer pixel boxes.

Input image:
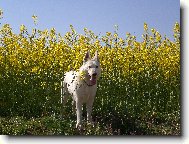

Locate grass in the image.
[0,103,181,136]
[0,69,180,135]
[0,70,181,135]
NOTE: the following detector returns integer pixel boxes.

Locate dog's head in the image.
[79,51,101,85]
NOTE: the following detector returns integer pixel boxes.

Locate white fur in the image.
[61,51,101,128]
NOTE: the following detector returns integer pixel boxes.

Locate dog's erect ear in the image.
[84,51,91,62]
[92,51,99,62]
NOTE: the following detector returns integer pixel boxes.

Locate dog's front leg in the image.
[86,98,94,124]
[76,100,82,128]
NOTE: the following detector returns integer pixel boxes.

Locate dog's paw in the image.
[76,123,83,130]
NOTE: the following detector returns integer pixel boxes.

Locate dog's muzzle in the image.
[88,73,97,86]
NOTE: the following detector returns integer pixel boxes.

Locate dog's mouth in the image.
[89,73,97,85]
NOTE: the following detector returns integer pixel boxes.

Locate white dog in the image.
[61,51,101,128]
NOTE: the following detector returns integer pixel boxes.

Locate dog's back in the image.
[63,71,78,94]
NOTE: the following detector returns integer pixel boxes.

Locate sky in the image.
[0,0,180,41]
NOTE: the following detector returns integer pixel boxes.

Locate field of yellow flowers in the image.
[0,13,180,135]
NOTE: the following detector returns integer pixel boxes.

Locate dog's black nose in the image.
[92,73,97,77]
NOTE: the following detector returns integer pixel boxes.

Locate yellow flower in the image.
[106,32,111,36]
[79,71,86,80]
[114,33,118,37]
[144,22,148,31]
[32,14,38,25]
[31,66,39,73]
[0,8,3,19]
[20,24,25,32]
[151,28,156,34]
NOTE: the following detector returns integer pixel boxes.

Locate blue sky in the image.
[0,0,180,41]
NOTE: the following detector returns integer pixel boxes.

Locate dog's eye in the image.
[96,66,98,68]
[89,66,91,68]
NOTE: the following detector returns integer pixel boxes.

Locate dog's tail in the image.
[60,75,65,119]
[60,80,64,104]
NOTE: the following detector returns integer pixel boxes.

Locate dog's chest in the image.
[64,70,97,102]
[74,83,97,102]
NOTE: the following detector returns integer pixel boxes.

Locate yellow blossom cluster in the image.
[0,23,180,80]
[0,20,180,120]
